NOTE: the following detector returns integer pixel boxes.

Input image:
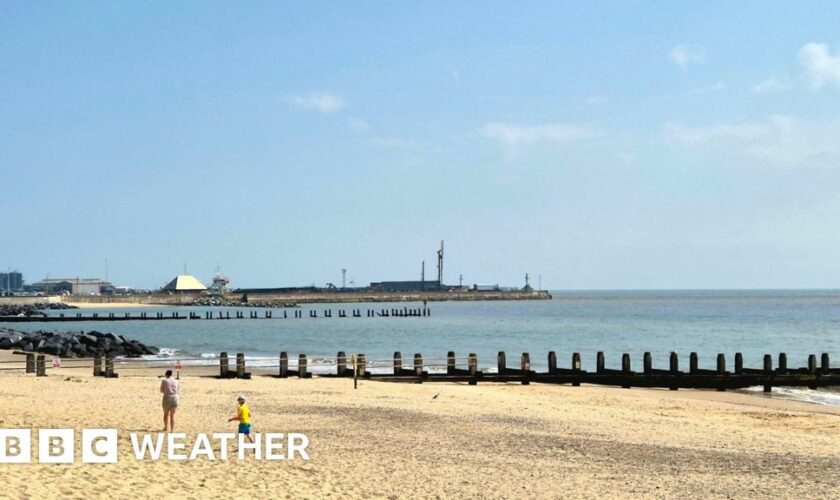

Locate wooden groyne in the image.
[0,307,431,323]
[5,350,835,392]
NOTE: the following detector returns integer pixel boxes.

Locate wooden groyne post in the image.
[104,354,116,378]
[521,352,530,385]
[236,353,245,378]
[219,352,229,378]
[393,351,402,375]
[93,351,103,377]
[298,354,309,378]
[36,355,46,377]
[279,352,288,378]
[716,354,726,391]
[337,351,348,376]
[763,354,773,393]
[25,353,35,374]
[621,353,631,388]
[468,353,478,385]
[669,352,679,390]
[572,352,582,386]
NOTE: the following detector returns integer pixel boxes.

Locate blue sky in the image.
[3,1,840,289]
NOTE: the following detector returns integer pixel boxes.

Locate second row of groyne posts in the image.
[6,307,433,323]
[214,350,838,391]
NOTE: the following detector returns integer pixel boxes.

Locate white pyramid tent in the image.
[163,275,207,291]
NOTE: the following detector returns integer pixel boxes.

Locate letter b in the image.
[0,429,31,463]
[39,429,74,464]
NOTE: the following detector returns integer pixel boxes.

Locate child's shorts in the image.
[238,423,251,435]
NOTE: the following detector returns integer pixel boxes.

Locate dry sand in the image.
[0,351,838,499]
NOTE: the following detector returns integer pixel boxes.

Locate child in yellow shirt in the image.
[228,394,254,443]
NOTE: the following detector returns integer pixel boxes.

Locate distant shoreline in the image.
[0,289,551,307]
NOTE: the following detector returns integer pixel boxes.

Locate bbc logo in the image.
[0,429,118,464]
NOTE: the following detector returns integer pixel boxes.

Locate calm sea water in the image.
[5,290,840,404]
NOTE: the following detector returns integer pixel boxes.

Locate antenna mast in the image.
[436,240,444,285]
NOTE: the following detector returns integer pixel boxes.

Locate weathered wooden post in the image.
[548,351,557,374]
[716,354,726,392]
[763,354,773,393]
[236,353,245,378]
[596,351,605,374]
[521,352,530,385]
[690,352,698,374]
[337,351,347,376]
[821,353,830,375]
[497,351,506,375]
[393,351,402,375]
[778,353,787,373]
[572,352,581,387]
[105,354,115,378]
[93,351,103,377]
[219,352,229,378]
[413,353,422,382]
[298,354,307,378]
[808,354,817,389]
[669,352,679,390]
[447,351,456,375]
[621,353,631,388]
[734,352,743,375]
[36,355,46,377]
[25,353,35,374]
[468,353,478,385]
[279,352,288,378]
[643,352,652,376]
[357,354,367,376]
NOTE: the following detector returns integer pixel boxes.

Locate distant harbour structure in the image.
[31,278,114,295]
[0,271,24,293]
[163,275,208,292]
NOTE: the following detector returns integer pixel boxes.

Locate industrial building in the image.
[0,271,24,292]
[30,278,115,295]
[368,280,443,292]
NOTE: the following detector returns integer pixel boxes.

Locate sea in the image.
[5,290,840,406]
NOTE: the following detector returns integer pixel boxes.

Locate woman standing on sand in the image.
[160,369,179,432]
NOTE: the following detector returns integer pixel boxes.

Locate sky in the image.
[3,1,840,290]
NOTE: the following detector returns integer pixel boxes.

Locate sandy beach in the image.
[0,351,838,499]
[63,302,160,309]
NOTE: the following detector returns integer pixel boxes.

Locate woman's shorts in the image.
[162,395,179,409]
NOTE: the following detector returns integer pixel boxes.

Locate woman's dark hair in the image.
[165,370,173,377]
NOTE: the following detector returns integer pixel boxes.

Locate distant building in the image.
[473,284,500,291]
[0,271,24,292]
[30,278,115,295]
[369,280,443,292]
[163,275,207,292]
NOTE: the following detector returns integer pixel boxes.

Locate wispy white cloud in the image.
[751,76,792,94]
[480,122,605,149]
[669,45,706,70]
[665,115,840,168]
[798,42,840,89]
[346,117,423,150]
[285,92,346,113]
